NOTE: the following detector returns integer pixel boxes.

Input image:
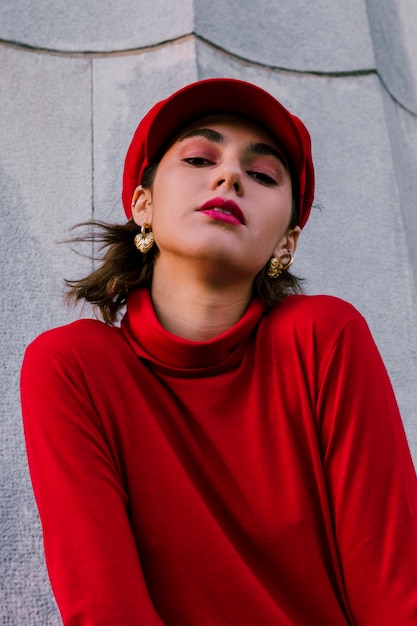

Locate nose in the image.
[210,158,244,196]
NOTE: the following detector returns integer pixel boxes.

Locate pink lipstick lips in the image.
[198,197,245,225]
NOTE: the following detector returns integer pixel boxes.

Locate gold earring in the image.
[134,223,155,254]
[267,252,293,278]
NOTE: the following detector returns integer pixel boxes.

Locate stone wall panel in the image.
[0,46,93,625]
[195,0,375,72]
[365,0,417,112]
[0,0,194,52]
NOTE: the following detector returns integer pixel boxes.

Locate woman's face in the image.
[132,114,300,283]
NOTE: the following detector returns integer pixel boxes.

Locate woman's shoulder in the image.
[279,293,362,320]
[24,319,123,363]
[263,294,366,339]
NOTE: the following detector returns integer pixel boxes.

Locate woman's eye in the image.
[183,157,213,166]
[248,171,277,186]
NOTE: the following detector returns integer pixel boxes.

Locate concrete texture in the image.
[0,0,194,52]
[381,86,417,292]
[366,0,417,112]
[195,0,375,72]
[1,0,417,623]
[0,46,94,625]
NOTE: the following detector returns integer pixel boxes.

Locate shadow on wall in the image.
[365,0,417,112]
[0,165,63,625]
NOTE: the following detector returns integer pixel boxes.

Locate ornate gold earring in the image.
[134,223,155,254]
[267,252,293,278]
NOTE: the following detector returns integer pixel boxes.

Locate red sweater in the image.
[21,290,417,625]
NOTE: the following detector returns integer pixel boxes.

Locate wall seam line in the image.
[1,32,415,117]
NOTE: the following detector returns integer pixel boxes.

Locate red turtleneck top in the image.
[21,291,417,625]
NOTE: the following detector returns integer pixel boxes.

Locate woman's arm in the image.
[318,314,417,625]
[21,333,164,626]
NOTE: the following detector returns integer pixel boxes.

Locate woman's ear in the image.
[131,186,153,226]
[273,226,301,258]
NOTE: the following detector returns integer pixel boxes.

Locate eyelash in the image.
[183,157,212,166]
[248,171,277,186]
[182,157,278,186]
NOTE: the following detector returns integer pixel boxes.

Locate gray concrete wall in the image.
[1,1,416,622]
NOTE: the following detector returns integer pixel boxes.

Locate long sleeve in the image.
[21,329,164,626]
[317,314,417,624]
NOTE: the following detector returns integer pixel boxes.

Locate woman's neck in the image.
[150,262,253,341]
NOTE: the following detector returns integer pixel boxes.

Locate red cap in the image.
[122,78,314,228]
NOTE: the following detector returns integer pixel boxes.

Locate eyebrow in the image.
[247,142,288,168]
[178,128,224,144]
[177,128,288,168]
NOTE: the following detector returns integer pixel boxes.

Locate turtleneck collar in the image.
[120,289,265,376]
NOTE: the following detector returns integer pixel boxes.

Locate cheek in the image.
[151,167,189,213]
[149,204,169,232]
[256,199,293,251]
[265,191,294,229]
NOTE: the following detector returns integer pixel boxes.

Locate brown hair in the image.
[65,165,303,325]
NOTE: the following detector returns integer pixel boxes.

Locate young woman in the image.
[21,78,417,625]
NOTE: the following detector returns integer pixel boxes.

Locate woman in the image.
[21,78,417,625]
